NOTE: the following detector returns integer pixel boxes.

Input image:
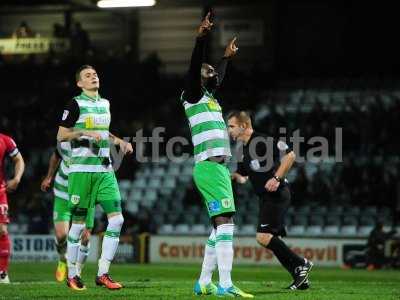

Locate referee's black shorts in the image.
[257,184,291,237]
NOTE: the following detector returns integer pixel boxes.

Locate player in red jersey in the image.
[0,133,25,284]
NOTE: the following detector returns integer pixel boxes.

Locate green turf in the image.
[1,263,399,299]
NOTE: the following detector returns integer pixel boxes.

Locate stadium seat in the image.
[119,189,129,202]
[153,200,169,213]
[175,224,190,234]
[148,178,162,189]
[344,206,360,216]
[182,165,193,176]
[8,224,19,234]
[129,190,142,202]
[142,190,158,207]
[342,215,358,226]
[158,224,174,235]
[18,224,28,234]
[163,177,176,189]
[119,179,131,191]
[363,206,377,216]
[191,224,207,235]
[292,215,308,226]
[327,205,343,215]
[198,214,210,226]
[359,215,375,226]
[288,225,305,236]
[309,215,325,226]
[153,213,165,226]
[132,177,147,189]
[323,225,340,236]
[310,206,327,215]
[325,215,341,226]
[295,205,311,214]
[165,213,180,224]
[126,201,138,214]
[167,164,181,176]
[357,225,374,237]
[306,225,322,236]
[153,167,166,177]
[340,225,357,236]
[183,214,196,225]
[239,224,256,235]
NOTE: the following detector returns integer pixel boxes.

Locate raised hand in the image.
[198,12,213,37]
[224,37,239,58]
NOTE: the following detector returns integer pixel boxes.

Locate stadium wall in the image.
[10,235,99,263]
[149,236,367,267]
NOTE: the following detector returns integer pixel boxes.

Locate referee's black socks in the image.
[266,236,305,276]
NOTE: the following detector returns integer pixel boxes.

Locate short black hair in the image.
[75,64,95,82]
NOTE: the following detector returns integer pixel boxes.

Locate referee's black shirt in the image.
[236,132,293,196]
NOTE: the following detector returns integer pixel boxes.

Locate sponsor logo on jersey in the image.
[250,159,261,171]
[62,110,69,121]
[207,99,221,111]
[208,200,221,213]
[277,140,289,151]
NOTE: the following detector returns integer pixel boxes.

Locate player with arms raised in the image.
[181,12,253,298]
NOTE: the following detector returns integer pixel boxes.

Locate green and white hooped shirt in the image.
[70,93,113,173]
[182,89,231,163]
[53,142,71,201]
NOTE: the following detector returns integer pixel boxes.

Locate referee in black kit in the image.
[227,111,313,290]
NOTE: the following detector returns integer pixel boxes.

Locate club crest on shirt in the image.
[71,195,80,205]
[250,159,261,171]
[277,140,289,151]
[221,198,232,209]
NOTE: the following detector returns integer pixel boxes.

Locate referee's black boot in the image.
[287,259,313,290]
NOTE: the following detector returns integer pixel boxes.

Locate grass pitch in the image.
[1,263,399,299]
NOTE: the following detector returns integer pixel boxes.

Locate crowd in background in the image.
[1,30,400,234]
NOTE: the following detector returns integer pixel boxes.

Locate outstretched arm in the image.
[215,37,238,91]
[182,12,213,103]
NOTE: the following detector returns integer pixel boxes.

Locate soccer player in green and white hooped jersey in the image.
[41,141,91,283]
[182,13,253,298]
[57,65,133,291]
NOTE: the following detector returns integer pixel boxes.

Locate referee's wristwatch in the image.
[273,175,281,182]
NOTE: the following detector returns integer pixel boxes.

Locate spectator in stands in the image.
[70,22,90,57]
[291,165,309,205]
[366,222,396,270]
[183,181,202,207]
[12,21,35,38]
[52,23,67,38]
